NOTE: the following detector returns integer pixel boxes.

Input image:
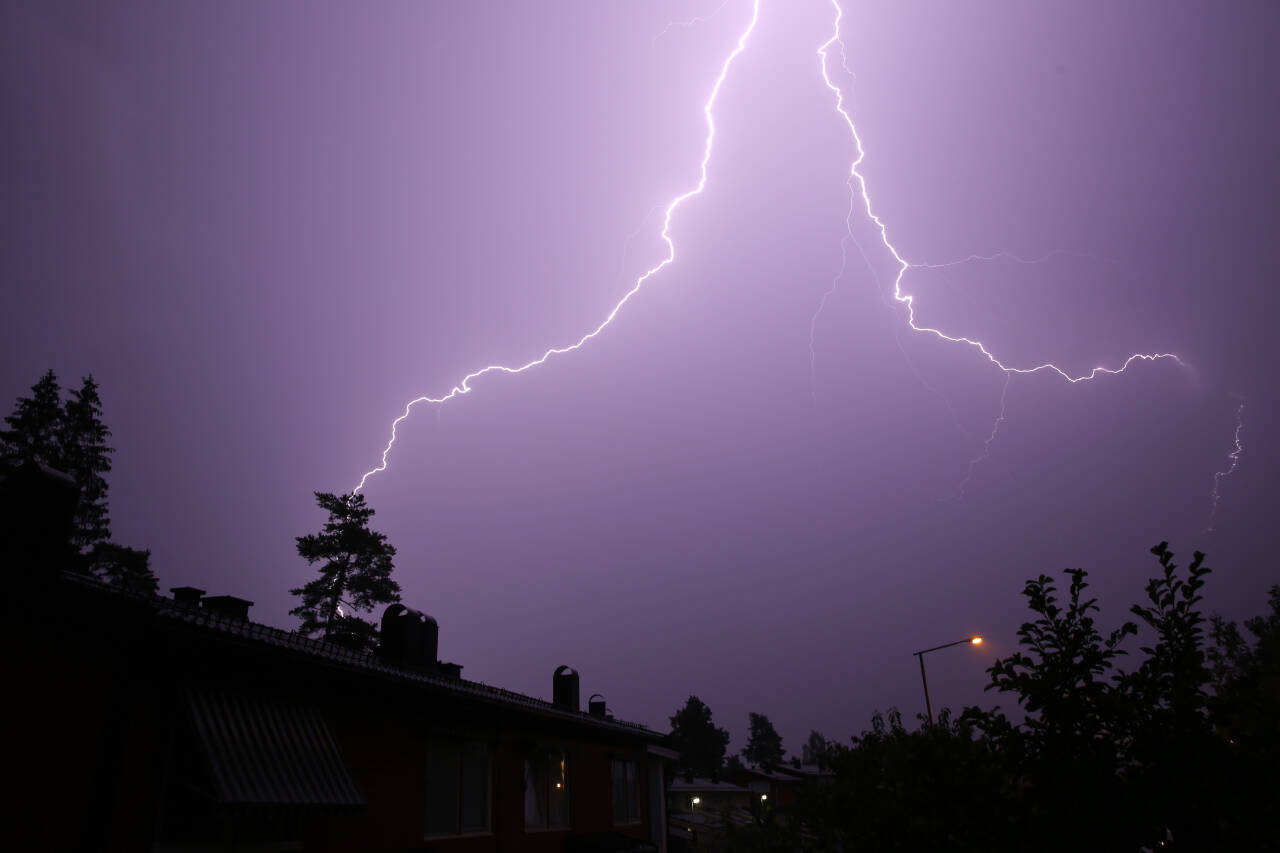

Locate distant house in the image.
[6,461,672,852]
[728,762,835,808]
[665,777,753,849]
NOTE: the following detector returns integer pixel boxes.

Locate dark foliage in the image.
[61,376,113,552]
[742,712,784,771]
[87,542,157,595]
[1205,584,1280,850]
[1,370,64,467]
[668,695,731,781]
[800,730,829,769]
[783,544,1278,853]
[290,491,400,650]
[2,371,156,592]
[703,798,800,853]
[804,709,1018,853]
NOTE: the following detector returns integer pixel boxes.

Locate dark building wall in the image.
[14,572,661,852]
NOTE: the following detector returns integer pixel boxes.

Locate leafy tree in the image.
[291,491,400,649]
[961,569,1139,850]
[1,370,65,468]
[742,712,784,771]
[801,729,830,768]
[806,709,1017,853]
[668,695,730,781]
[793,545,1277,851]
[1206,584,1280,849]
[61,376,113,552]
[1119,544,1224,846]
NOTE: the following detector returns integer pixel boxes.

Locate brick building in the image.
[6,461,673,852]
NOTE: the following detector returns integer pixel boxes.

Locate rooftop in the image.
[61,569,663,740]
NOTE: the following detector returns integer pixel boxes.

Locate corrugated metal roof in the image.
[62,571,662,739]
[186,687,364,807]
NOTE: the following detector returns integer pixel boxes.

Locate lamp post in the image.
[912,636,982,725]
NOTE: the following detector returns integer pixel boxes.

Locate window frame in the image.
[524,749,571,832]
[424,738,493,839]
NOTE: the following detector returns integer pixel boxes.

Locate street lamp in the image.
[913,636,983,725]
[691,797,700,816]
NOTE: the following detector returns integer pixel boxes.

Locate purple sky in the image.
[3,0,1277,754]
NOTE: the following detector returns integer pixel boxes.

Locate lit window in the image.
[525,751,570,829]
[425,739,490,837]
[611,758,640,825]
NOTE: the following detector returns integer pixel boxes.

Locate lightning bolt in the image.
[653,0,734,45]
[353,1,761,494]
[1204,401,1245,533]
[818,0,1184,386]
[954,372,1010,499]
[815,0,1212,497]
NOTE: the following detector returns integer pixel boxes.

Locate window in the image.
[611,758,640,824]
[524,750,570,830]
[425,739,491,837]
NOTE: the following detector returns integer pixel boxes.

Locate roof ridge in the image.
[60,570,661,737]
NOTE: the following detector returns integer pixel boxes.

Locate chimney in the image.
[553,666,580,712]
[170,586,205,608]
[588,693,607,718]
[379,604,439,669]
[1,458,78,581]
[201,595,253,621]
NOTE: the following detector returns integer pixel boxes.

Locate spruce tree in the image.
[291,491,400,650]
[61,375,113,552]
[2,370,157,593]
[0,370,65,467]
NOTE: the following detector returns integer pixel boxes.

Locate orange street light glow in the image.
[971,636,983,645]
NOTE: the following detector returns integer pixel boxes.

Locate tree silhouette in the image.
[742,712,784,771]
[61,376,112,553]
[87,542,156,595]
[668,695,730,781]
[291,491,400,649]
[1207,584,1280,850]
[806,709,1016,853]
[2,370,155,592]
[801,730,830,768]
[0,370,64,467]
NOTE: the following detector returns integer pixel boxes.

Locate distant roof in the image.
[732,765,828,782]
[667,777,749,793]
[61,571,663,740]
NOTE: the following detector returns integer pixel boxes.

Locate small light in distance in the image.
[760,794,768,801]
[971,636,983,645]
[692,797,700,805]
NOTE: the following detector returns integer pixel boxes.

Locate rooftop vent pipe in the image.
[553,665,580,712]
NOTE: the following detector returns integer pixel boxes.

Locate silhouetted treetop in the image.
[742,712,784,771]
[291,491,400,651]
[668,695,730,782]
